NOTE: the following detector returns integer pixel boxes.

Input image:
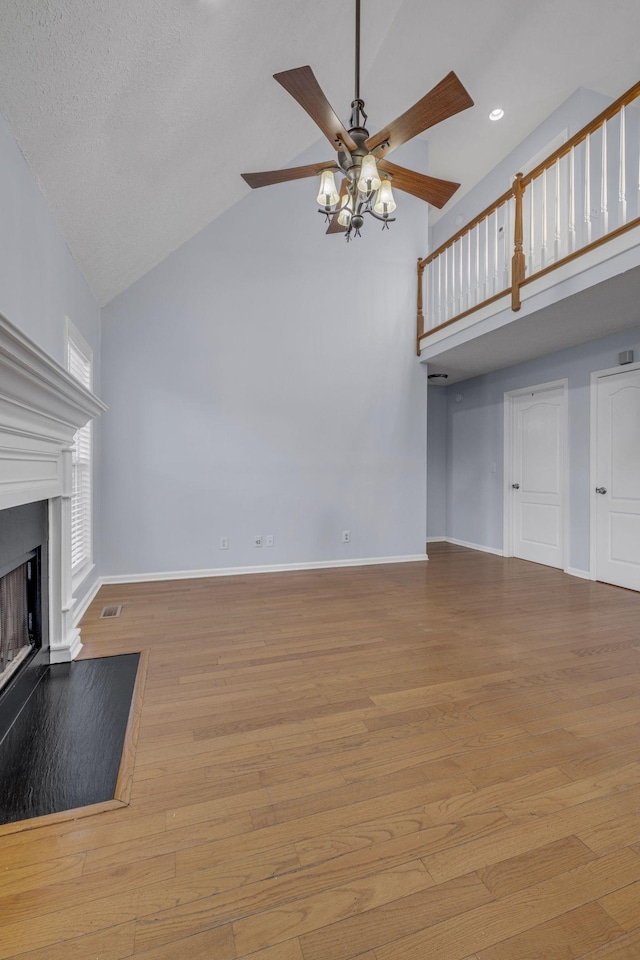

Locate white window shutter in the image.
[66,331,93,576]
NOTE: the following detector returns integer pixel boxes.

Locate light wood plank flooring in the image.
[2,542,640,959]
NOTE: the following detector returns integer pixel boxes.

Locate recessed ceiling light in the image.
[489,108,504,121]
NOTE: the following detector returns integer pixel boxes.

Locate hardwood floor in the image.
[2,542,640,959]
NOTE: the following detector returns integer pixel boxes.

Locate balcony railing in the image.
[417,79,640,354]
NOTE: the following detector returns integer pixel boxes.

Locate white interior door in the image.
[508,384,566,568]
[595,367,640,591]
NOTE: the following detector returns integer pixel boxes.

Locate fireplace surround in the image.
[0,312,106,676]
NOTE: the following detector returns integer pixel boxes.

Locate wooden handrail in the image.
[519,214,640,288]
[417,78,640,352]
[419,288,511,339]
[419,188,512,268]
[521,78,640,188]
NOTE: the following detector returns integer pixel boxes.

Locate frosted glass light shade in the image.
[337,193,353,227]
[316,169,339,207]
[374,178,396,215]
[357,154,381,193]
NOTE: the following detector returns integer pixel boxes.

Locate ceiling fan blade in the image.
[366,71,473,158]
[242,162,337,189]
[326,216,346,235]
[274,66,358,153]
[378,160,460,208]
[326,179,350,234]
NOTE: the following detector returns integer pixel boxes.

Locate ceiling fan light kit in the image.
[316,168,340,207]
[242,0,474,240]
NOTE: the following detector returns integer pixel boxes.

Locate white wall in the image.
[438,324,640,572]
[100,142,430,576]
[0,110,102,607]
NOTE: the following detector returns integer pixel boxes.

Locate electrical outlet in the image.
[266,535,274,547]
[342,530,351,543]
[219,536,229,550]
[254,536,262,548]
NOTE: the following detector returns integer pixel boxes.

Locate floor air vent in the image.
[99,605,123,620]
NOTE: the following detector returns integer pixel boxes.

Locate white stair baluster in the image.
[619,104,627,225]
[528,178,535,275]
[492,210,498,294]
[423,261,429,330]
[433,260,438,330]
[569,147,576,252]
[432,260,438,330]
[432,260,438,329]
[474,223,480,304]
[451,243,456,318]
[451,242,457,317]
[484,217,489,301]
[554,159,561,262]
[541,170,548,269]
[585,133,592,244]
[503,200,510,287]
[466,230,471,311]
[453,240,457,315]
[458,238,464,314]
[601,120,609,235]
[637,104,640,218]
[444,245,450,321]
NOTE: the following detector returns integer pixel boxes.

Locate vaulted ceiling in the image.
[1,0,639,305]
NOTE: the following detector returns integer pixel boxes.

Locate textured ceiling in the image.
[0,0,639,305]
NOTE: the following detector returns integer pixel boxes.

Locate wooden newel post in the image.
[511,172,525,311]
[416,259,425,356]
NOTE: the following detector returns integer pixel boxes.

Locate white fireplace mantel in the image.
[0,312,107,662]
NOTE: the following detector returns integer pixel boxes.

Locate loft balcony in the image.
[417,81,640,383]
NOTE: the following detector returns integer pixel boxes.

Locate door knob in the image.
[595,486,607,494]
[512,483,520,489]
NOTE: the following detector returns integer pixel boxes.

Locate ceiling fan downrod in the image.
[350,0,367,132]
[241,0,474,240]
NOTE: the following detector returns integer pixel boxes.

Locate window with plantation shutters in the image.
[66,322,93,580]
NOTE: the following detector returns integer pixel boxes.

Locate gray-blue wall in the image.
[435,325,640,572]
[427,385,447,539]
[0,111,102,606]
[100,143,431,576]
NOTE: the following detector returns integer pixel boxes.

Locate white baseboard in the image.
[72,577,104,626]
[566,566,591,580]
[100,554,429,586]
[430,536,504,557]
[432,541,593,579]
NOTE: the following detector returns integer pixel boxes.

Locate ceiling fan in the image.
[241,0,474,239]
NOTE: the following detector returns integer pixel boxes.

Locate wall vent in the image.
[99,605,122,620]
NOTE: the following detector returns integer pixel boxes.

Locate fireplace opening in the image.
[0,500,49,743]
[0,548,42,692]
